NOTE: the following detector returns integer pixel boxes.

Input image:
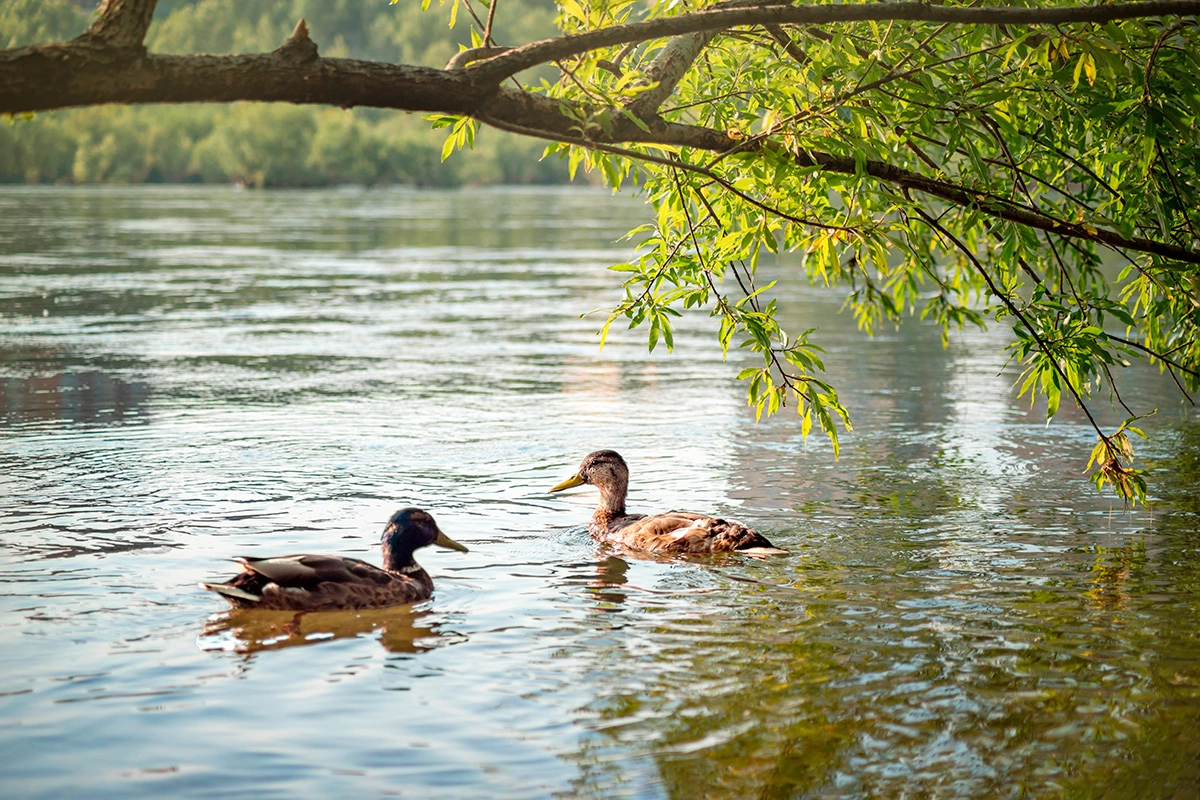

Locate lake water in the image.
[1,185,1198,798]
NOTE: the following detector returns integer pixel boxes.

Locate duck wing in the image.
[201,554,432,611]
[607,512,785,554]
[237,554,393,588]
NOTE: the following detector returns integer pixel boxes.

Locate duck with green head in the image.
[550,450,786,555]
[200,507,468,611]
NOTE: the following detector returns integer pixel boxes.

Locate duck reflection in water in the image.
[591,555,631,609]
[199,605,466,655]
[564,553,725,613]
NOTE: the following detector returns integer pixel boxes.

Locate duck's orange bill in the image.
[434,529,469,552]
[549,474,585,492]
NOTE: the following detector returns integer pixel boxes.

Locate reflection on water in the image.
[1,370,151,425]
[1,344,151,425]
[1,185,1198,798]
[199,606,465,655]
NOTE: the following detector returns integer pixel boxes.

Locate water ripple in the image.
[1,186,1197,799]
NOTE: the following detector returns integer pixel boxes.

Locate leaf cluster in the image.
[422,1,1200,502]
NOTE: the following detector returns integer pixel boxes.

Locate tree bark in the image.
[78,0,159,50]
[7,1,1199,115]
[1,48,483,116]
[469,0,1200,81]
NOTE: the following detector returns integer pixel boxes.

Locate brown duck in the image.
[199,508,468,611]
[550,450,786,555]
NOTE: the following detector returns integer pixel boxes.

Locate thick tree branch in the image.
[474,84,735,149]
[6,45,1195,267]
[0,49,481,114]
[81,0,159,50]
[468,1,1200,82]
[627,31,718,117]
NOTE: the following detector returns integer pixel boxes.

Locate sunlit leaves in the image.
[428,114,476,160]
[1087,417,1152,506]
[411,0,1200,502]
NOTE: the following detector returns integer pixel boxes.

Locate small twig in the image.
[597,41,639,77]
[1100,360,1138,417]
[911,201,1114,447]
[661,90,755,115]
[458,0,489,35]
[1108,333,1200,381]
[762,24,809,66]
[483,0,498,46]
[1153,140,1200,243]
[555,59,608,105]
[1143,20,1187,101]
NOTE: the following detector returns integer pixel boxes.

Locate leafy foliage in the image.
[0,0,89,49]
[429,0,1200,503]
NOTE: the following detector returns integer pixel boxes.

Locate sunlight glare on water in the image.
[1,185,1199,798]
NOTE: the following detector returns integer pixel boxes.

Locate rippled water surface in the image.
[2,185,1199,798]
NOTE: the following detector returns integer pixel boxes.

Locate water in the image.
[1,185,1198,798]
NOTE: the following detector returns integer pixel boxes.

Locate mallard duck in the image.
[199,508,468,611]
[550,450,786,555]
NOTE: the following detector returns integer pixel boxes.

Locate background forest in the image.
[0,0,573,186]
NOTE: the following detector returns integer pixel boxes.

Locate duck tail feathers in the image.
[198,582,261,602]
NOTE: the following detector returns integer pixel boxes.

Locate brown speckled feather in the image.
[596,511,780,553]
[553,450,787,555]
[200,507,468,611]
[215,555,433,611]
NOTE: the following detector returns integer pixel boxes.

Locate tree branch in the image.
[81,0,159,50]
[787,149,1200,266]
[627,30,718,117]
[912,203,1115,447]
[1109,333,1200,381]
[763,24,809,66]
[468,1,1200,82]
[484,0,499,46]
[624,1,796,116]
[0,48,482,115]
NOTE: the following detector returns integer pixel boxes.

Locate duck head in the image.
[550,450,629,514]
[382,508,468,568]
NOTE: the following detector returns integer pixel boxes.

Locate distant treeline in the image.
[0,0,575,187]
[1,105,575,187]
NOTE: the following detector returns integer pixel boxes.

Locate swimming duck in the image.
[550,450,786,555]
[199,508,468,611]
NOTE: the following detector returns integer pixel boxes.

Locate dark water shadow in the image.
[1,345,151,427]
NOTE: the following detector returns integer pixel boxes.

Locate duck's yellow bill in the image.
[434,529,469,552]
[549,474,585,492]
